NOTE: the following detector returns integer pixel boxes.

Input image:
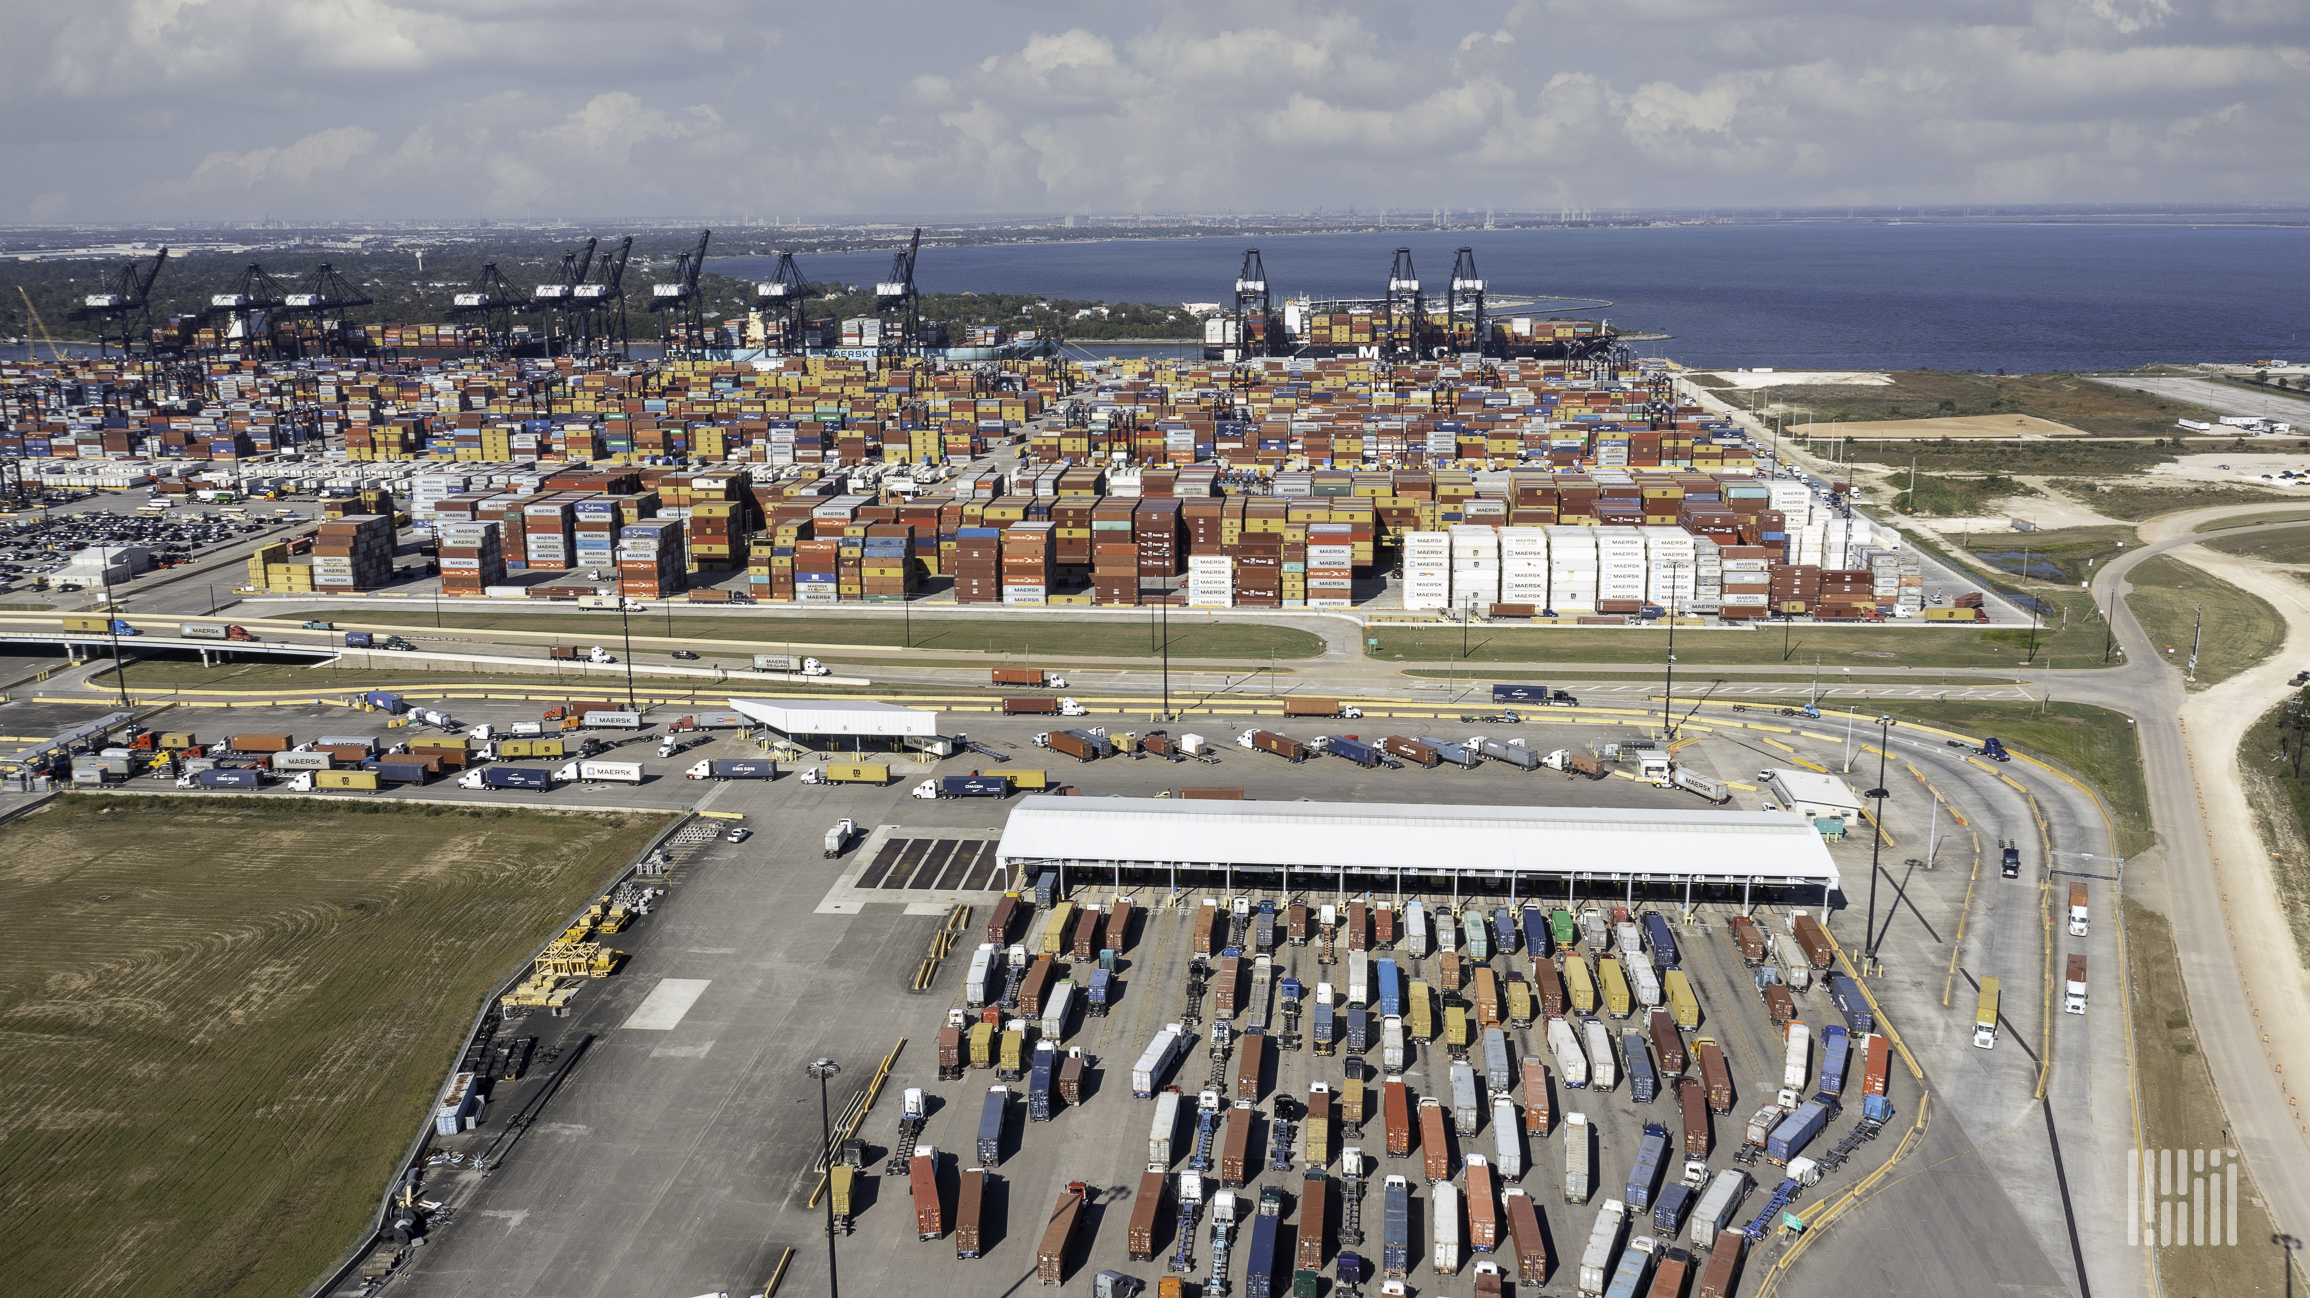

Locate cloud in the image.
[3,0,2305,220]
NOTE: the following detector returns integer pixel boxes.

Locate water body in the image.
[712,224,2310,372]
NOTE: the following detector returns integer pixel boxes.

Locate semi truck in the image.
[181,622,259,641]
[1626,1123,1670,1211]
[1564,1112,1593,1204]
[2065,954,2088,1015]
[914,774,1010,798]
[753,653,830,674]
[1005,696,1089,716]
[2069,882,2090,936]
[1282,698,1363,719]
[1578,1198,1627,1298]
[1240,730,1309,763]
[456,767,553,791]
[1974,978,2001,1048]
[800,763,889,785]
[686,758,777,780]
[1134,1024,1189,1097]
[912,1147,944,1240]
[555,760,643,784]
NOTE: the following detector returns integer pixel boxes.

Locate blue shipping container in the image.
[1643,914,1681,969]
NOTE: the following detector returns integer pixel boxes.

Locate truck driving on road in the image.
[1973,977,2001,1048]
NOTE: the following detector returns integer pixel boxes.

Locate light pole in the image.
[100,555,129,707]
[807,1058,843,1298]
[1161,595,1172,721]
[618,599,637,711]
[2275,1232,2301,1298]
[1863,715,1894,968]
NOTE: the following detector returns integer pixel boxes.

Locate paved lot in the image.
[302,707,2118,1298]
[2090,374,2310,424]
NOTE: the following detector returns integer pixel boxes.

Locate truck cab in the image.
[2000,841,2021,879]
[1973,977,2001,1048]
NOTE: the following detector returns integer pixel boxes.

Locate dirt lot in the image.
[2123,900,2293,1297]
[0,797,670,1298]
[1698,369,2226,438]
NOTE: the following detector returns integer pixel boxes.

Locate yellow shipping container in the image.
[315,770,380,790]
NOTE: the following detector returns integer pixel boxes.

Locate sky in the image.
[6,0,2307,224]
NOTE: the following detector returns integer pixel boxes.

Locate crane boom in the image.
[17,286,65,362]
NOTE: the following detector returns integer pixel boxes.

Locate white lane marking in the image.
[621,977,712,1030]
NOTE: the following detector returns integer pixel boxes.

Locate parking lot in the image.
[0,491,306,596]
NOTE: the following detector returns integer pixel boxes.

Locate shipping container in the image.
[1506,1188,1551,1285]
[1791,912,1834,969]
[1579,1199,1627,1298]
[1384,1081,1412,1157]
[1664,970,1701,1031]
[1238,1032,1270,1103]
[1548,1017,1588,1090]
[1037,1182,1087,1284]
[1564,1113,1593,1204]
[1626,1123,1670,1211]
[1565,957,1596,1015]
[1149,1090,1183,1165]
[1584,1019,1618,1091]
[1129,1166,1168,1261]
[1624,1032,1658,1103]
[1521,1057,1555,1136]
[1692,1170,1749,1252]
[1382,1177,1413,1279]
[1223,1103,1255,1187]
[1680,1078,1712,1158]
[1297,1171,1329,1270]
[1420,1097,1454,1182]
[1697,1039,1734,1113]
[1695,1230,1745,1298]
[1535,962,1567,1019]
[913,1147,944,1240]
[956,1168,987,1259]
[1431,1179,1462,1276]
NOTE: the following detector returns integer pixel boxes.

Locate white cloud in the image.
[4,0,2305,220]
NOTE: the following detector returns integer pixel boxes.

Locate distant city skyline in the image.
[6,1,2306,224]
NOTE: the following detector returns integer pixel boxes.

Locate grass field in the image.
[0,798,672,1298]
[1366,617,2111,671]
[257,609,1330,661]
[2200,522,2310,565]
[2123,554,2286,689]
[1692,370,2222,439]
[2195,509,2310,533]
[2123,900,2296,1297]
[1872,699,2154,857]
[2062,481,2295,521]
[1888,471,2037,517]
[1847,435,2180,478]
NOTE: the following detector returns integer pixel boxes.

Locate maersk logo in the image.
[2130,1148,2238,1246]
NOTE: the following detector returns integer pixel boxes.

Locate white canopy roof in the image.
[995,796,1839,887]
[725,697,939,737]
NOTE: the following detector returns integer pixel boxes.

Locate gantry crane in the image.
[67,246,168,357]
[533,237,596,355]
[873,228,922,362]
[570,236,632,358]
[754,251,811,355]
[201,264,292,356]
[1227,248,1275,362]
[1445,247,1485,359]
[277,264,373,358]
[447,263,525,351]
[1382,247,1425,361]
[648,229,713,358]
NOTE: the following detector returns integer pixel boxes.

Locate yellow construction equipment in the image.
[15,287,64,363]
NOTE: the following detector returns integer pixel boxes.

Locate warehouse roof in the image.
[725,698,940,737]
[995,797,1839,887]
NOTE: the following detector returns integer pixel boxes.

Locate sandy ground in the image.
[2146,452,2310,486]
[1905,484,2127,536]
[1821,413,2092,439]
[1705,369,1893,389]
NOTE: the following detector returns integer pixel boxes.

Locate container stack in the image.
[1688,535,1724,613]
[688,501,742,573]
[1546,525,1597,614]
[1187,553,1234,608]
[1001,523,1053,605]
[1307,524,1355,608]
[1447,526,1500,614]
[1234,531,1282,608]
[437,521,507,598]
[1498,527,1550,609]
[616,519,685,599]
[1643,527,1699,611]
[573,500,621,572]
[1718,545,1772,617]
[1769,563,1822,613]
[1401,531,1452,610]
[1876,550,1924,615]
[793,539,840,604]
[1134,500,1181,590]
[1595,527,1648,610]
[311,515,394,592]
[951,527,1002,604]
[862,525,916,601]
[523,499,572,571]
[1092,538,1140,605]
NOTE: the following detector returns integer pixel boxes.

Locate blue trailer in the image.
[362,688,405,713]
[345,631,374,648]
[1376,959,1403,1018]
[1416,737,1479,768]
[1492,908,1518,955]
[197,768,261,789]
[1521,907,1551,958]
[462,766,551,791]
[369,760,432,786]
[1828,975,1875,1035]
[1766,1101,1829,1164]
[1491,683,1551,704]
[1344,1004,1367,1054]
[1624,1032,1658,1102]
[1245,1188,1282,1298]
[1818,1026,1851,1097]
[1036,871,1060,907]
[1087,968,1113,1017]
[1313,1002,1336,1056]
[1643,914,1681,969]
[941,775,1010,797]
[1326,736,1382,768]
[1029,1050,1056,1122]
[1626,1122,1669,1210]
